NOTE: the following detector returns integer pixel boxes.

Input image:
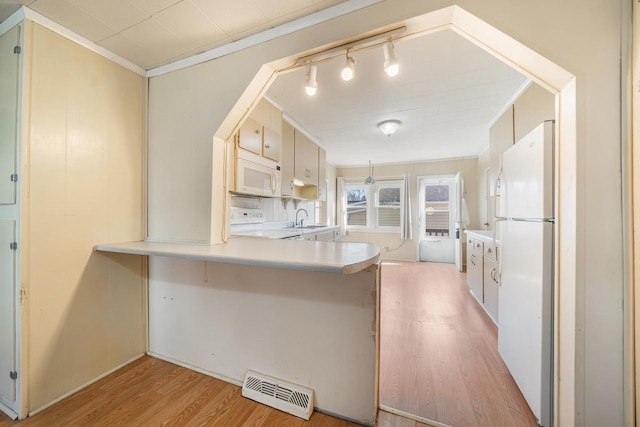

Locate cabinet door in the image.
[488,105,514,196]
[238,117,262,155]
[294,131,318,185]
[0,26,20,205]
[467,247,483,303]
[483,256,499,324]
[262,126,281,162]
[513,83,555,143]
[280,121,295,196]
[317,147,327,201]
[0,220,16,404]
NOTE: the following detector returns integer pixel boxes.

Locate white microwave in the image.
[235,149,281,197]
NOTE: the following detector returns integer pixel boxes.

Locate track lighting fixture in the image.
[305,64,318,96]
[341,52,356,81]
[383,41,399,77]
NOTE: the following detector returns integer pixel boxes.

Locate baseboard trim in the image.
[146,351,244,387]
[28,353,146,417]
[0,401,18,420]
[379,404,450,427]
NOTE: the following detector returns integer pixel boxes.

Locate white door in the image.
[0,25,19,205]
[497,220,553,427]
[0,220,16,408]
[418,176,456,263]
[453,172,464,271]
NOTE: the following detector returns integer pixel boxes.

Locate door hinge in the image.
[10,174,17,182]
[9,371,17,380]
[20,287,26,306]
[9,242,17,250]
[13,46,21,54]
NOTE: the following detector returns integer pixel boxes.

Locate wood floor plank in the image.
[0,357,356,427]
[379,261,538,427]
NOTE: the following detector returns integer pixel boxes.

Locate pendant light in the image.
[341,52,356,81]
[383,41,399,77]
[364,160,375,185]
[305,64,318,96]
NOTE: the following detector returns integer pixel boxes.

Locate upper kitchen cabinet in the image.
[488,105,514,196]
[513,83,555,142]
[237,117,262,155]
[237,98,282,162]
[317,147,327,201]
[294,130,318,186]
[281,120,295,196]
[0,25,20,205]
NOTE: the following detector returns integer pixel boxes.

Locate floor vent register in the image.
[241,370,314,420]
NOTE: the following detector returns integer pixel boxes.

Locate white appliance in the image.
[495,121,554,427]
[235,149,281,197]
[230,208,303,239]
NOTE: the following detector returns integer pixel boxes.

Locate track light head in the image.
[383,42,399,77]
[305,64,318,96]
[341,54,356,81]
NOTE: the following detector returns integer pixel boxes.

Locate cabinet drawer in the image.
[484,241,497,261]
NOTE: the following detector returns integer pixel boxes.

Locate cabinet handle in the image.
[493,268,501,286]
[265,143,270,149]
[486,247,492,254]
[470,254,475,265]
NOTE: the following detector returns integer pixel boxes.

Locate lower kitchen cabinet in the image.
[466,231,500,325]
[466,237,484,303]
[483,254,500,324]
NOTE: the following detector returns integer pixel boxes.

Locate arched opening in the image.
[211,5,577,425]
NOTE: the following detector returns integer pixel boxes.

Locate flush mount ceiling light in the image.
[305,64,318,96]
[383,41,400,77]
[364,160,375,185]
[340,52,356,81]
[377,119,402,137]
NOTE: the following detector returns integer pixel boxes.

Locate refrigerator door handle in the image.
[494,164,504,218]
[494,218,506,276]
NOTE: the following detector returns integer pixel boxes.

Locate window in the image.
[424,184,450,236]
[375,185,401,228]
[346,186,367,226]
[344,180,403,231]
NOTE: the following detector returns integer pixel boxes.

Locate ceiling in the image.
[0,1,528,167]
[0,0,349,69]
[267,29,527,167]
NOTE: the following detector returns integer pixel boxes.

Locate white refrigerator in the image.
[495,121,554,427]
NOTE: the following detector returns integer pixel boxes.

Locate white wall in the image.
[25,22,146,412]
[337,158,478,261]
[148,257,377,424]
[146,1,626,424]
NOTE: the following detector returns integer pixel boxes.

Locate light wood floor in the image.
[379,261,538,427]
[0,356,356,427]
[1,261,538,427]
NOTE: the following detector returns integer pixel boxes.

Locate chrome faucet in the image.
[295,208,308,227]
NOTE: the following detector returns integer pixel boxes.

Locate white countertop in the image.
[464,230,500,244]
[94,237,379,275]
[231,224,340,239]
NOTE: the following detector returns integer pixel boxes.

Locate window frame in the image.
[344,179,403,233]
